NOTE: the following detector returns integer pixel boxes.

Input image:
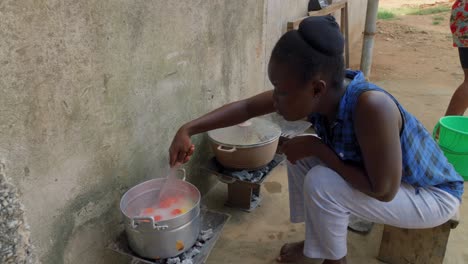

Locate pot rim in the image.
[120,178,201,223]
[207,134,280,148]
[207,118,282,148]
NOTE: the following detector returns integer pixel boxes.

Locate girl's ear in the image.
[308,80,327,98]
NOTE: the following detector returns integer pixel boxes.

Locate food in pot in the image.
[136,195,195,221]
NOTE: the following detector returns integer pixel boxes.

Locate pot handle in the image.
[176,168,186,181]
[131,216,169,230]
[217,145,237,153]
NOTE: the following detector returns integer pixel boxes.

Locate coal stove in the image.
[203,154,286,212]
[108,209,230,264]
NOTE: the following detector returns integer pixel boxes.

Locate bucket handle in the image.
[131,216,169,230]
[432,122,440,141]
[217,145,237,153]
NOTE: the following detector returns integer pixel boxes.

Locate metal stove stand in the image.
[204,154,285,212]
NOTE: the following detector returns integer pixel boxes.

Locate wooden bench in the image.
[378,211,460,264]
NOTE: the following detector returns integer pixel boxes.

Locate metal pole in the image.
[360,0,380,78]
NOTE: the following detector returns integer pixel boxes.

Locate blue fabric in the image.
[308,70,464,201]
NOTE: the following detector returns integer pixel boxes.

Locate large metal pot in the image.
[207,117,281,170]
[120,170,201,259]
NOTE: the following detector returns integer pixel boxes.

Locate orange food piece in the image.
[171,209,182,215]
[167,197,179,204]
[176,240,185,251]
[142,208,154,215]
[159,196,180,208]
[159,199,172,208]
[153,215,162,221]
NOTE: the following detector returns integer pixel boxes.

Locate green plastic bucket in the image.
[438,146,468,181]
[432,116,468,153]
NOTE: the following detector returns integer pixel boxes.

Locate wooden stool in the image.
[287,0,349,68]
[378,212,460,264]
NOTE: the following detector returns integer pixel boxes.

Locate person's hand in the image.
[280,135,326,164]
[169,127,195,167]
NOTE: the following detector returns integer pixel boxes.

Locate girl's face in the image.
[268,59,323,121]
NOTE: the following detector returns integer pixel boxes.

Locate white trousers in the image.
[287,158,460,260]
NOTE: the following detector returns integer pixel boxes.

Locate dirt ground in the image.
[205,1,468,263]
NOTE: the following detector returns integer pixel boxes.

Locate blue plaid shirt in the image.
[309,70,464,201]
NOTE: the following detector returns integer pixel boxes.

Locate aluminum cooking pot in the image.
[207,117,281,169]
[119,169,201,259]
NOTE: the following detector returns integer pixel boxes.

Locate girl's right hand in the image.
[169,128,195,167]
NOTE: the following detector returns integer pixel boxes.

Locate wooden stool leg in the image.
[378,223,452,264]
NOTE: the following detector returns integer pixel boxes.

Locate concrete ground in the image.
[202,164,468,264]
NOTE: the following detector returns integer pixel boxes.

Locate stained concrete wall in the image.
[0,0,266,263]
[0,0,368,263]
[263,0,310,88]
[347,0,369,66]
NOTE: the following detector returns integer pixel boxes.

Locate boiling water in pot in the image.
[124,187,196,222]
[139,195,194,221]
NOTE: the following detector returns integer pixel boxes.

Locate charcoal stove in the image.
[203,154,285,212]
[108,209,230,264]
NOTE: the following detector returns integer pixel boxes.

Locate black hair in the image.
[270,16,345,90]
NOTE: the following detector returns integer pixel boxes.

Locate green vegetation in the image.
[409,6,451,15]
[378,5,451,20]
[378,10,396,20]
[432,15,445,25]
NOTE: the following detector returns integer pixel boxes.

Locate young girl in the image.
[169,16,463,264]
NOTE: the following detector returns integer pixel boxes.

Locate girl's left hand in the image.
[280,135,328,164]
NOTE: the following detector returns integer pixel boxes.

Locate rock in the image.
[7,220,18,229]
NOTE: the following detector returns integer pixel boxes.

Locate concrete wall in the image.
[0,0,314,263]
[263,0,310,88]
[0,0,266,263]
[346,0,368,66]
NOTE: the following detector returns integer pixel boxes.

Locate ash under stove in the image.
[204,154,285,212]
[108,209,230,264]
